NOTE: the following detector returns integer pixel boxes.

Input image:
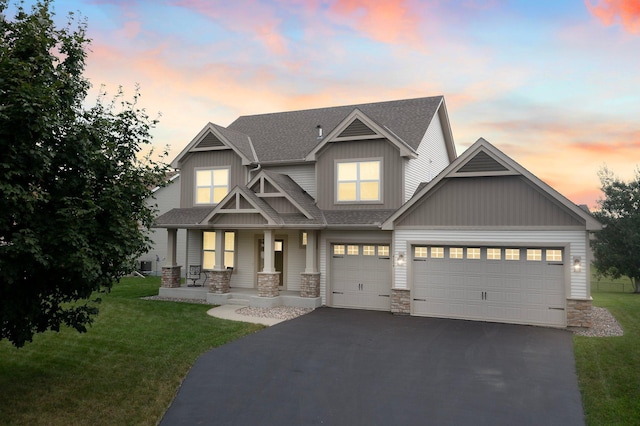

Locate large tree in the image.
[591,167,640,293]
[0,0,169,346]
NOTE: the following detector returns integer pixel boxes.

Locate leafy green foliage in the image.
[591,167,640,293]
[0,1,169,346]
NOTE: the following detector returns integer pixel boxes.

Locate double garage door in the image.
[412,246,566,327]
[330,243,391,310]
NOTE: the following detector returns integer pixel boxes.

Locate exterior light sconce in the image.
[396,252,406,267]
[573,257,581,273]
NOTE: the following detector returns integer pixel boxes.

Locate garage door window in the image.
[431,247,444,258]
[467,248,481,259]
[333,245,345,256]
[347,245,359,255]
[546,249,562,262]
[449,248,464,259]
[378,245,389,257]
[487,248,501,260]
[415,247,428,258]
[505,249,520,260]
[527,249,542,261]
[363,245,376,256]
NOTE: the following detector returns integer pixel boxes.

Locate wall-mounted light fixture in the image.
[573,257,581,273]
[396,252,406,267]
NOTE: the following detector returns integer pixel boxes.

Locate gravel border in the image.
[142,296,622,336]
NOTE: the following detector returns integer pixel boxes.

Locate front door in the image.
[258,239,285,288]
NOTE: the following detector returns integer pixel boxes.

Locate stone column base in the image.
[206,270,232,294]
[300,273,320,298]
[567,298,592,328]
[391,289,410,315]
[258,272,280,297]
[161,266,182,288]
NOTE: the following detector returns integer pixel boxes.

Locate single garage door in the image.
[331,243,391,310]
[412,246,566,327]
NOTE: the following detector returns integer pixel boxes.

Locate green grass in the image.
[574,272,640,425]
[0,277,263,425]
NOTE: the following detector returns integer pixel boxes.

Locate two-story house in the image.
[155,96,600,328]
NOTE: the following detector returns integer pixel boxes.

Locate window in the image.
[505,249,520,261]
[363,245,376,256]
[467,248,481,260]
[415,247,428,258]
[546,249,563,262]
[431,247,444,259]
[347,245,359,255]
[449,248,464,259]
[527,249,542,261]
[301,232,307,246]
[487,248,501,260]
[336,160,381,202]
[333,245,345,256]
[196,168,229,204]
[203,231,235,269]
[378,245,390,257]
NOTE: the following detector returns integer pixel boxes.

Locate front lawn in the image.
[0,277,263,425]
[574,273,640,425]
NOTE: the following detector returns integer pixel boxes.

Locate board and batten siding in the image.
[262,164,316,199]
[186,229,203,271]
[319,230,393,305]
[315,139,404,210]
[404,111,451,202]
[180,150,246,208]
[392,230,590,299]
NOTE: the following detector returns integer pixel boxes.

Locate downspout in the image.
[248,163,262,181]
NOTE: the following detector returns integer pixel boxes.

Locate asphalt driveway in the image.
[160,308,584,425]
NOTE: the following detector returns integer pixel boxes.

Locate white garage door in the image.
[331,243,391,310]
[412,246,566,327]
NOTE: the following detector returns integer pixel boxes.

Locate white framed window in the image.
[336,160,381,202]
[449,248,464,259]
[300,231,307,248]
[467,248,481,260]
[414,247,428,258]
[333,244,345,256]
[430,247,444,259]
[195,167,230,204]
[347,245,359,255]
[487,248,501,260]
[505,249,520,261]
[527,249,542,261]
[546,249,563,262]
[203,231,235,269]
[363,245,376,256]
[378,245,390,257]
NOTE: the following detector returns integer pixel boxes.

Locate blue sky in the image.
[5,0,640,207]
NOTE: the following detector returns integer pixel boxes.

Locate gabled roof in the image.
[201,185,283,226]
[382,138,602,231]
[154,206,214,227]
[171,123,256,168]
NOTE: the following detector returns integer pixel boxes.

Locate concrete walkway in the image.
[206,305,287,326]
[162,308,584,426]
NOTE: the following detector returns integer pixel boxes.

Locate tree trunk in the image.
[633,277,640,294]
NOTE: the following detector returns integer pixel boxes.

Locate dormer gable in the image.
[171,122,256,168]
[201,186,282,226]
[248,170,317,220]
[305,109,417,161]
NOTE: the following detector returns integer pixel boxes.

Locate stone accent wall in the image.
[258,272,280,298]
[567,298,592,328]
[391,289,411,315]
[300,273,320,298]
[206,270,232,294]
[161,266,182,288]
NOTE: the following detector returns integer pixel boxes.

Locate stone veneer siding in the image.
[206,270,232,294]
[391,289,411,315]
[300,273,320,298]
[567,298,592,328]
[258,272,280,297]
[161,266,181,288]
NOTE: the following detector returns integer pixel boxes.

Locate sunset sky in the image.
[7,0,640,208]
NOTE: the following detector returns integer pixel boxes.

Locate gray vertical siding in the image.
[315,139,404,210]
[262,164,316,198]
[396,176,586,227]
[179,150,246,207]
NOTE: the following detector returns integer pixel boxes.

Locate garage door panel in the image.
[412,246,565,327]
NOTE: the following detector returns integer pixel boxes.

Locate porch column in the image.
[258,229,280,297]
[207,230,231,294]
[301,230,320,298]
[161,228,181,288]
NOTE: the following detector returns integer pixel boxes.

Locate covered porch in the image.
[158,286,321,309]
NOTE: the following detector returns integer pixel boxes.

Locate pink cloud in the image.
[585,0,640,33]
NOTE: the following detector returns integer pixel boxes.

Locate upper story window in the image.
[336,160,381,202]
[196,167,229,204]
